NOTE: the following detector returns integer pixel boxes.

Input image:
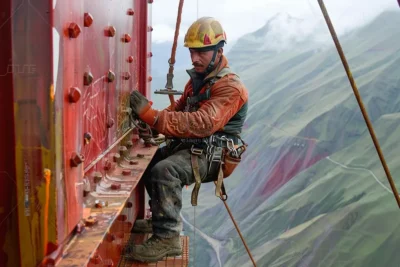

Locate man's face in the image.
[189,48,222,73]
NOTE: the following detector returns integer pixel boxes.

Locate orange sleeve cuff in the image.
[139,104,159,126]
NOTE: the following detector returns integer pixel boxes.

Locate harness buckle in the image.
[208,146,223,173]
[191,145,203,155]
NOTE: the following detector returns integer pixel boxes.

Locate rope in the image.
[214,181,257,266]
[317,0,400,208]
[193,206,197,267]
[166,0,185,109]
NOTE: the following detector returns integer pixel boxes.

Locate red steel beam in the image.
[136,0,149,96]
[0,0,20,266]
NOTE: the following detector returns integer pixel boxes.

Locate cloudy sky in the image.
[150,0,398,50]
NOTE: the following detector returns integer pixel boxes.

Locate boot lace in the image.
[144,235,161,247]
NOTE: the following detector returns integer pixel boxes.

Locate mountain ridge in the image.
[180,9,400,267]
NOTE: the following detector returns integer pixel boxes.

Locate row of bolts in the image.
[67,5,156,177]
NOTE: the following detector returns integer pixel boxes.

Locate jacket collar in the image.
[186,55,229,83]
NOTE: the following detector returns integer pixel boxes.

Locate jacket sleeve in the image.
[154,75,248,138]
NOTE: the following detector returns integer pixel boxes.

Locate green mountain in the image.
[178,9,400,267]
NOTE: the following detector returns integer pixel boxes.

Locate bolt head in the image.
[111,184,121,190]
[84,13,94,27]
[107,70,115,82]
[68,22,81,38]
[71,152,85,167]
[127,8,134,15]
[122,169,131,176]
[84,132,92,144]
[84,72,94,86]
[104,160,112,171]
[105,233,115,242]
[113,153,120,163]
[122,72,131,80]
[127,56,134,63]
[122,34,131,43]
[148,76,152,82]
[105,26,116,37]
[107,118,114,128]
[93,172,103,183]
[68,87,81,103]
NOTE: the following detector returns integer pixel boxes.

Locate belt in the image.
[213,132,239,146]
[174,132,239,147]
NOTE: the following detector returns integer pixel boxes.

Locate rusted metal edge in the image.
[55,143,158,267]
[84,128,134,172]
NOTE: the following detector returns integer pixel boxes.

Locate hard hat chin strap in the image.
[191,41,225,75]
[204,41,225,74]
[206,47,219,73]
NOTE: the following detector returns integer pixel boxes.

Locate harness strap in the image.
[186,67,236,110]
[215,163,228,201]
[187,88,211,105]
[190,150,202,206]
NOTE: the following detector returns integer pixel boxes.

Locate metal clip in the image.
[226,138,238,158]
[191,145,203,156]
[208,146,223,172]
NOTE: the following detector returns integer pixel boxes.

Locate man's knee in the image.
[152,160,171,177]
[151,159,191,187]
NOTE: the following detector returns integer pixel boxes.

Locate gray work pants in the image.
[141,143,214,238]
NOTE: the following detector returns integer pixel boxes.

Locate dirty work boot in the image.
[131,218,153,233]
[124,234,182,262]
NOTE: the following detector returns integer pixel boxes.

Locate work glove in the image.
[130,90,159,126]
[137,121,165,146]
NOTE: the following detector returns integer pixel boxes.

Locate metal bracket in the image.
[154,89,183,95]
[154,58,184,96]
[165,73,174,89]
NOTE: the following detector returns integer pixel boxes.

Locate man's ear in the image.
[216,47,223,61]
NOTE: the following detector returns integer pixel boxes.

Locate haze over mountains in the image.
[151,9,400,267]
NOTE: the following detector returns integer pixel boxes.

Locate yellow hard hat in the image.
[184,17,227,49]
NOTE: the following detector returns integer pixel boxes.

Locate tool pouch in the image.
[221,145,247,178]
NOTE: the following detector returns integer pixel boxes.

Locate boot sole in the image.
[125,248,182,263]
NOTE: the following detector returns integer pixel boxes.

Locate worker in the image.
[125,17,249,262]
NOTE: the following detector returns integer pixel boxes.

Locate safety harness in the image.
[176,67,248,206]
[189,134,247,205]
